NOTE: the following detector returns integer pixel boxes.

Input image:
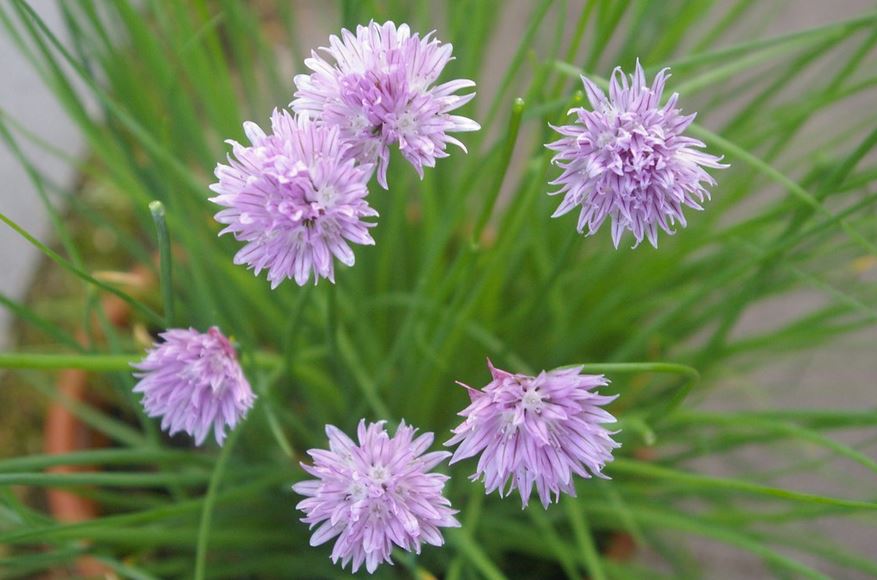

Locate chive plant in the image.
[1,1,876,578]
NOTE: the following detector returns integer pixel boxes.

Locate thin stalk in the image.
[471,97,526,247]
[480,0,553,132]
[548,0,596,97]
[0,472,208,487]
[610,459,877,511]
[0,351,282,372]
[0,211,164,326]
[193,426,241,580]
[282,285,312,373]
[0,449,208,472]
[565,497,607,580]
[689,125,877,255]
[149,201,174,326]
[0,352,137,372]
[664,10,877,72]
[447,528,507,580]
[565,362,700,417]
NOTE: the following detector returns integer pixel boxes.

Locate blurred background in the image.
[1,1,876,577]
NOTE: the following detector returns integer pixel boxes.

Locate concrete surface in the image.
[0,2,85,350]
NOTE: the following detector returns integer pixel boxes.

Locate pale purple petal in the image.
[131,327,255,446]
[294,419,459,574]
[210,110,377,287]
[292,21,480,189]
[546,59,727,248]
[446,361,621,509]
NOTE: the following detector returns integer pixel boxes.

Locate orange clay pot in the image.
[43,265,153,577]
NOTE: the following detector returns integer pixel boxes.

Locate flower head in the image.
[132,327,255,446]
[294,420,459,574]
[210,109,377,287]
[292,21,480,189]
[547,60,727,248]
[446,361,620,508]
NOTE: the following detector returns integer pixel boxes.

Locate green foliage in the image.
[1,0,876,577]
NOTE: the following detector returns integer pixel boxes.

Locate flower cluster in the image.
[294,420,459,573]
[212,21,478,288]
[128,20,730,577]
[547,61,726,248]
[446,361,620,508]
[292,21,480,189]
[211,111,377,287]
[132,327,254,446]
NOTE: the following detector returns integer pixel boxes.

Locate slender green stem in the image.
[326,283,340,383]
[508,226,579,325]
[688,125,877,255]
[577,361,700,418]
[0,351,282,372]
[0,472,208,487]
[548,0,595,97]
[664,10,877,72]
[336,327,393,419]
[565,497,607,580]
[149,200,174,326]
[447,528,507,580]
[194,426,241,580]
[0,352,137,371]
[0,449,208,472]
[282,283,312,373]
[471,97,526,248]
[611,459,877,511]
[528,508,578,578]
[480,0,552,131]
[0,211,164,326]
[0,473,285,546]
[254,366,296,458]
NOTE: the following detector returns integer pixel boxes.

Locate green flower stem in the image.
[470,97,525,248]
[447,526,506,580]
[0,449,209,472]
[528,508,578,578]
[0,352,138,372]
[0,471,208,487]
[549,65,877,256]
[0,472,285,546]
[565,496,607,580]
[0,211,165,327]
[689,125,877,255]
[0,353,694,425]
[577,361,700,419]
[149,200,174,327]
[610,458,877,511]
[194,425,241,580]
[0,351,283,372]
[336,326,393,420]
[480,0,553,131]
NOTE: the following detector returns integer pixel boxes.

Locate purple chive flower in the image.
[292,21,480,189]
[132,327,255,446]
[210,109,377,287]
[446,361,620,509]
[547,60,727,248]
[293,420,459,574]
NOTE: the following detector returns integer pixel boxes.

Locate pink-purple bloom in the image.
[547,60,727,248]
[292,21,480,189]
[293,420,459,574]
[210,109,377,287]
[446,361,620,509]
[132,327,255,446]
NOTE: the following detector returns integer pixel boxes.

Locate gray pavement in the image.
[0,2,84,350]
